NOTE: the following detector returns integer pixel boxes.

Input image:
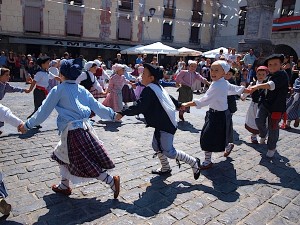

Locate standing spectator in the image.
[135,54,143,65]
[227,48,238,66]
[20,54,28,81]
[282,55,292,86]
[215,49,225,60]
[7,52,16,80]
[151,56,159,66]
[113,53,125,64]
[243,48,257,66]
[62,52,69,60]
[0,51,7,68]
[142,54,148,63]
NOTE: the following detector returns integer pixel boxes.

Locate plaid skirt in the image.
[51,128,115,178]
[122,85,136,103]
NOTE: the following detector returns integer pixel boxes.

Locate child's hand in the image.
[179,105,186,111]
[115,113,123,121]
[18,123,27,134]
[244,88,252,94]
[24,89,31,93]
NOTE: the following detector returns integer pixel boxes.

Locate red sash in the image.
[36,85,48,96]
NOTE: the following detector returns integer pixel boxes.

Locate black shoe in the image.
[35,125,42,129]
[151,168,172,175]
[194,157,201,180]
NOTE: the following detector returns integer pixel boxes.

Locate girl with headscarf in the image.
[102,64,135,112]
[48,59,60,91]
[19,60,120,199]
[175,60,210,121]
[182,60,249,169]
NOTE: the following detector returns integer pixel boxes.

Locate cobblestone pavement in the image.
[0,83,300,225]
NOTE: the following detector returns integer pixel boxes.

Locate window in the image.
[281,0,295,17]
[189,26,200,44]
[237,6,247,35]
[162,22,173,42]
[191,0,203,23]
[164,0,175,19]
[119,0,133,11]
[118,16,131,40]
[24,6,41,33]
[66,0,83,5]
[66,10,82,36]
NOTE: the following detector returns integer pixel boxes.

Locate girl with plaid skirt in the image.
[20,60,120,198]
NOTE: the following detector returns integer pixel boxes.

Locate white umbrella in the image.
[120,45,144,54]
[168,47,202,56]
[202,47,229,58]
[135,42,178,55]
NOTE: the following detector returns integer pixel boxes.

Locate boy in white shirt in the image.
[182,61,250,169]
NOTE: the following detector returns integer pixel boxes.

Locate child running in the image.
[0,103,25,215]
[182,60,249,169]
[116,63,201,180]
[19,60,120,198]
[242,66,268,143]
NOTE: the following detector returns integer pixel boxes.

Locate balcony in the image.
[191,10,203,23]
[189,38,201,44]
[164,6,176,19]
[272,16,300,32]
[161,35,174,42]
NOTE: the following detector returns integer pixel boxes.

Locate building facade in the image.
[0,0,217,60]
[215,0,300,59]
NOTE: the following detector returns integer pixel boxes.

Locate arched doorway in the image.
[274,44,298,62]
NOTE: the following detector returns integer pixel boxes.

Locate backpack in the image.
[80,71,95,90]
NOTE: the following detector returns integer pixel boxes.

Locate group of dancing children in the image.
[0,54,292,216]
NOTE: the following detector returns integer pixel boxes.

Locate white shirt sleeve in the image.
[75,72,88,84]
[194,83,218,109]
[93,79,104,93]
[267,81,275,91]
[227,82,245,96]
[0,104,23,127]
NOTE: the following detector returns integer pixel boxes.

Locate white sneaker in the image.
[266,149,276,158]
[259,137,266,144]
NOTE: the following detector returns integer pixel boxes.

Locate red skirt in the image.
[51,128,115,178]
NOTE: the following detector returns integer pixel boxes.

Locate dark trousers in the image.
[28,88,46,118]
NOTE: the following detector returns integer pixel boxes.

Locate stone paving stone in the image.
[268,194,291,208]
[1,85,300,224]
[188,206,221,225]
[278,203,300,224]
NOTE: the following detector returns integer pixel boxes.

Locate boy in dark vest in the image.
[250,54,289,158]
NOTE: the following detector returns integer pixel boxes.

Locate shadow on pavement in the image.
[177,121,201,133]
[0,215,24,225]
[242,140,300,191]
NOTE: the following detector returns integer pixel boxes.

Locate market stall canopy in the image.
[135,42,178,55]
[168,47,202,56]
[120,45,144,54]
[202,47,229,58]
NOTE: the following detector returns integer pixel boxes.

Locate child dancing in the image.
[182,61,249,169]
[19,60,120,198]
[116,63,201,180]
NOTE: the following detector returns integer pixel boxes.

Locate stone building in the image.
[215,0,300,59]
[0,0,217,61]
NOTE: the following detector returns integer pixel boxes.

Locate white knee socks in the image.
[97,171,116,191]
[157,153,171,172]
[175,151,198,173]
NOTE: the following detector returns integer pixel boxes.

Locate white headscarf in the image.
[112,64,125,72]
[84,61,97,71]
[213,60,231,74]
[94,59,102,67]
[188,60,197,65]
